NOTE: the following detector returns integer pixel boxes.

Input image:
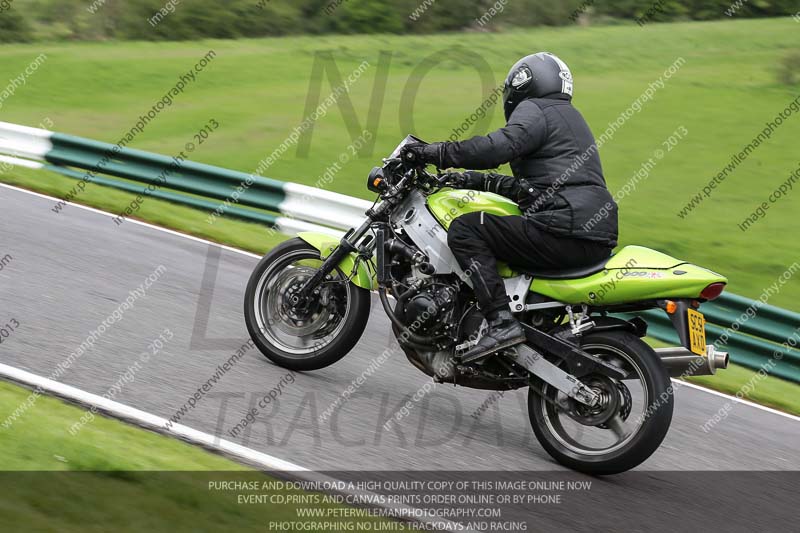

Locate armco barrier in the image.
[0,121,369,235]
[1,121,798,382]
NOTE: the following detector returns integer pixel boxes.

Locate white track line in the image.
[0,362,305,470]
[1,180,798,426]
[673,380,800,422]
[0,182,261,259]
[0,361,472,533]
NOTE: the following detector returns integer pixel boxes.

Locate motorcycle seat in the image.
[513,253,613,280]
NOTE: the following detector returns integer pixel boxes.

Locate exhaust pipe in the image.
[655,345,729,378]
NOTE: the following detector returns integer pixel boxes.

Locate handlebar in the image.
[375,160,451,203]
[434,172,452,188]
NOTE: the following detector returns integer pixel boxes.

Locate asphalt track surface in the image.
[1,183,798,531]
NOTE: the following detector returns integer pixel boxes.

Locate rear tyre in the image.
[528,331,673,475]
[244,238,371,371]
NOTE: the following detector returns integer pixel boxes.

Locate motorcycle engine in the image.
[401,282,457,337]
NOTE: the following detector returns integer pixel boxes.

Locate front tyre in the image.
[244,238,371,371]
[528,331,673,475]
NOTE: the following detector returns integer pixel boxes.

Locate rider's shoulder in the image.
[508,98,546,121]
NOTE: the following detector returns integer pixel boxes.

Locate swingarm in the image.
[503,325,628,408]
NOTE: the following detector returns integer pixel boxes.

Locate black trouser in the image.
[447,212,613,314]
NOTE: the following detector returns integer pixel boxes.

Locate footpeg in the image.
[567,305,595,336]
[460,310,525,363]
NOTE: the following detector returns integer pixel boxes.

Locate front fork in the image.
[295,215,378,305]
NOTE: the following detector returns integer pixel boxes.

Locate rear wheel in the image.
[528,331,673,475]
[244,238,371,371]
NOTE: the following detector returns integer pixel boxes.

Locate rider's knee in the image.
[447,217,468,248]
[447,212,480,246]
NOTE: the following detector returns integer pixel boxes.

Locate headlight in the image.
[367,166,388,193]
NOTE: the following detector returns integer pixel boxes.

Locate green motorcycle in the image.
[244,136,729,474]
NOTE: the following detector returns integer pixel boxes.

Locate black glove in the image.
[400,142,441,167]
[444,171,486,190]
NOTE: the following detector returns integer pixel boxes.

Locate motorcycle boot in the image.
[462,259,525,363]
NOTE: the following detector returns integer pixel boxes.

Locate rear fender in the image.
[588,316,649,338]
[297,232,375,290]
[549,317,648,348]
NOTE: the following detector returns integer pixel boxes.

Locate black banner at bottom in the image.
[2,470,797,532]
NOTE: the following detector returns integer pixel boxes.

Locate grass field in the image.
[685,363,800,415]
[0,382,248,471]
[0,380,417,531]
[0,18,798,409]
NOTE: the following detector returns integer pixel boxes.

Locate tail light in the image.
[700,282,726,301]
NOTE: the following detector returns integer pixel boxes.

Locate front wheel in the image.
[528,331,673,475]
[244,238,371,371]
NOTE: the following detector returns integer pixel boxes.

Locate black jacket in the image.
[435,95,618,246]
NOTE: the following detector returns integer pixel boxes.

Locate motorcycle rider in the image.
[401,52,618,361]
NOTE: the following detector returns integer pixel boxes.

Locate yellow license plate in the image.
[687,308,707,356]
